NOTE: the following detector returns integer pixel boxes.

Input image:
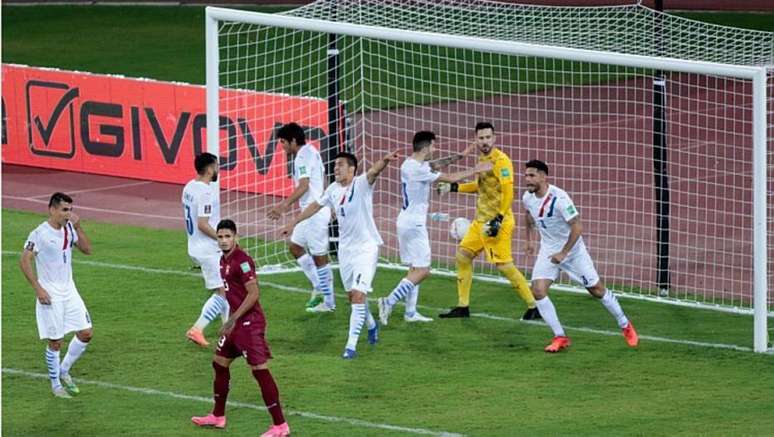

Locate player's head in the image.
[412,130,436,155]
[524,159,549,193]
[277,122,306,154]
[216,219,238,253]
[48,192,73,225]
[195,152,219,182]
[333,152,357,184]
[474,122,495,155]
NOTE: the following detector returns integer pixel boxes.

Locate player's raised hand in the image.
[69,212,81,228]
[382,149,400,164]
[267,204,285,221]
[437,182,451,195]
[461,142,477,157]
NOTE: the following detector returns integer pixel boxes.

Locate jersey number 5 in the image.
[185,205,194,235]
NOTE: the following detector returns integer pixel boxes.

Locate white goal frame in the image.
[204,6,769,353]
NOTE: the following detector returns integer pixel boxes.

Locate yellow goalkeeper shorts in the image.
[459,216,514,264]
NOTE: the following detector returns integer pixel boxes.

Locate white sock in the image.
[316,264,335,307]
[194,293,227,330]
[297,254,319,290]
[45,347,62,389]
[60,337,89,375]
[600,289,629,329]
[365,301,377,330]
[346,303,367,351]
[405,284,420,317]
[386,278,414,307]
[535,296,565,337]
[220,298,230,324]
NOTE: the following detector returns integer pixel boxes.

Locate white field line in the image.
[2,251,767,353]
[3,196,179,221]
[1,368,463,437]
[28,181,153,199]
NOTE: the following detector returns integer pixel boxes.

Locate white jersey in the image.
[24,221,79,298]
[522,184,583,255]
[293,144,326,210]
[320,174,383,251]
[398,158,441,225]
[182,180,220,257]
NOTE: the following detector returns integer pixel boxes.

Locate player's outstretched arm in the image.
[436,161,492,184]
[267,178,310,220]
[69,212,92,255]
[220,279,260,337]
[280,201,323,237]
[366,149,400,185]
[19,250,51,305]
[428,143,476,171]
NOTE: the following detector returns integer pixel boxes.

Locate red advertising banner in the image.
[1,64,334,196]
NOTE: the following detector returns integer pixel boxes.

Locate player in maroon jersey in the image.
[191,219,289,437]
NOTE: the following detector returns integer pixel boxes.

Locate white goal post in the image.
[204,2,771,353]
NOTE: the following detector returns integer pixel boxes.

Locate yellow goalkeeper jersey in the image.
[471,148,514,223]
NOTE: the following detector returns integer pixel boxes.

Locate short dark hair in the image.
[277,122,306,146]
[49,192,73,208]
[194,153,218,175]
[412,131,436,152]
[335,152,358,170]
[525,159,549,175]
[474,122,495,133]
[216,219,237,233]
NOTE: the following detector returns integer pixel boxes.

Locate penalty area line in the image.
[1,368,463,437]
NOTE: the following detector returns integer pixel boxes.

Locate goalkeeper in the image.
[437,122,540,320]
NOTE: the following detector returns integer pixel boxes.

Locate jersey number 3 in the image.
[185,205,194,235]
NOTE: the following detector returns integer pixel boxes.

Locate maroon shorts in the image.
[215,323,272,366]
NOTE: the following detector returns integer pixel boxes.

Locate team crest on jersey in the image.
[240,262,251,273]
[500,168,510,177]
[566,205,577,215]
[25,241,35,251]
[204,205,212,214]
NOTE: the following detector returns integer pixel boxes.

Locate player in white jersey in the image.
[522,160,639,352]
[182,152,229,347]
[281,150,399,359]
[267,123,335,313]
[378,131,491,325]
[20,192,93,398]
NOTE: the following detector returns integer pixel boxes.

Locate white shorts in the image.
[190,253,223,290]
[531,244,600,288]
[291,207,331,256]
[338,244,379,293]
[36,290,92,340]
[397,221,431,268]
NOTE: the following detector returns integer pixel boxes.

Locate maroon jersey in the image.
[220,247,266,331]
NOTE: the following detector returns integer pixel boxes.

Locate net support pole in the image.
[326,29,342,255]
[752,67,769,353]
[653,0,670,296]
[205,12,220,191]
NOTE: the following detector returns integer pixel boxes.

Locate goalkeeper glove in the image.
[484,214,504,237]
[437,182,459,194]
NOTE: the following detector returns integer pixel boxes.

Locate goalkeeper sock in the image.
[600,289,629,329]
[297,254,320,291]
[316,264,335,307]
[212,361,230,417]
[456,252,473,307]
[405,284,420,317]
[535,296,565,337]
[195,293,227,330]
[499,264,536,308]
[386,278,414,307]
[346,304,367,350]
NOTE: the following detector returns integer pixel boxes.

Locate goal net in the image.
[206,0,774,351]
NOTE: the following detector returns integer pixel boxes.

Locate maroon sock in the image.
[252,368,285,425]
[212,361,230,417]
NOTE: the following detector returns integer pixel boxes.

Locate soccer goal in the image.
[205,0,773,353]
